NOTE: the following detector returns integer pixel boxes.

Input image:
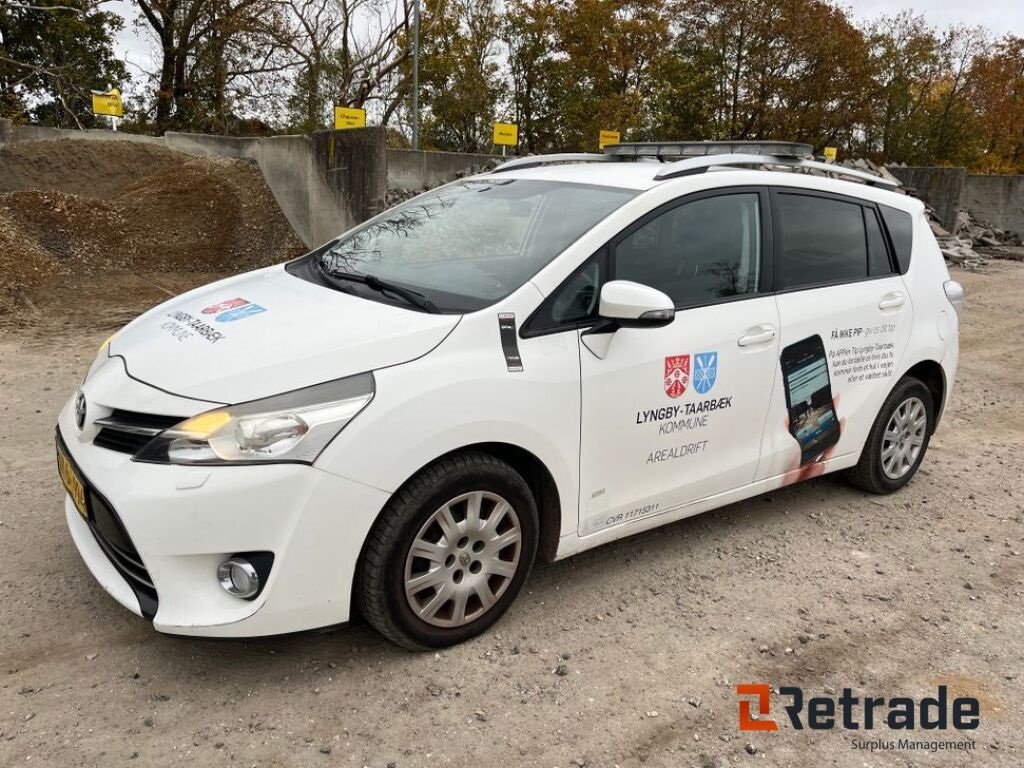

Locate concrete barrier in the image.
[965,175,1024,235]
[387,148,499,191]
[888,167,966,231]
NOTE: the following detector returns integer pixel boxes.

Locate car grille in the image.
[93,409,183,455]
[87,487,159,618]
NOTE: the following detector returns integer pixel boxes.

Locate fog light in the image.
[217,557,260,599]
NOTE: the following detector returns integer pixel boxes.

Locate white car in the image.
[56,142,963,649]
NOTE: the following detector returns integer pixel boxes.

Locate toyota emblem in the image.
[74,390,87,430]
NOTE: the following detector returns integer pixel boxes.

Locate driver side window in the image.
[614,192,762,307]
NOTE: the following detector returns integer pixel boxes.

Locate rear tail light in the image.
[943,280,965,317]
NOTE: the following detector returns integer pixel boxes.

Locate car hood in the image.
[108,265,460,403]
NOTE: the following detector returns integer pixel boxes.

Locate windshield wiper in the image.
[315,259,441,314]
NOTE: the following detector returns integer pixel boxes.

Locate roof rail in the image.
[652,153,901,189]
[489,152,612,174]
[604,140,813,160]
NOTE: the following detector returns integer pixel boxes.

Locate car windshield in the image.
[318,178,637,312]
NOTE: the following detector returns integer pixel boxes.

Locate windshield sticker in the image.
[215,303,267,322]
[498,313,523,372]
[664,355,690,397]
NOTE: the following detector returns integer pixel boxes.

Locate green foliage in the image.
[0,0,128,128]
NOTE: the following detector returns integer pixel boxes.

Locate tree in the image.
[279,0,415,133]
[969,35,1024,172]
[0,0,128,128]
[133,0,291,133]
[503,0,563,152]
[418,0,504,152]
[672,0,870,150]
[551,0,671,150]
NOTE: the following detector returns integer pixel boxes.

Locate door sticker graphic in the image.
[664,355,690,398]
[780,335,840,466]
[693,351,718,394]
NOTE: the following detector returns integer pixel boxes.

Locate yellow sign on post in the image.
[493,122,519,147]
[91,89,124,118]
[823,146,838,163]
[599,130,621,149]
[334,107,367,130]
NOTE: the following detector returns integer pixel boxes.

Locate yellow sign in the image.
[91,89,123,118]
[334,107,367,130]
[493,122,519,147]
[823,146,838,163]
[599,130,621,149]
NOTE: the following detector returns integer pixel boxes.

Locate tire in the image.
[847,376,934,494]
[356,451,539,650]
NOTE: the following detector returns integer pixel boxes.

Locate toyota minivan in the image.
[56,142,963,648]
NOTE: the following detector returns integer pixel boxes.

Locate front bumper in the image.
[57,392,390,638]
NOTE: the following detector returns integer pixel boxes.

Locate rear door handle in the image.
[878,291,905,310]
[737,324,776,347]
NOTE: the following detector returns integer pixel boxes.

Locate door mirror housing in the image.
[597,280,675,329]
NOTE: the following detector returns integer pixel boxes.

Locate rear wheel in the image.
[847,376,934,494]
[357,452,538,650]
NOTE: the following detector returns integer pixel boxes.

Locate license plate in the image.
[57,441,89,521]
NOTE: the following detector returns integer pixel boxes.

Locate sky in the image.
[843,0,1024,34]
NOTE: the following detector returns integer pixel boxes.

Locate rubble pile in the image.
[928,209,1023,271]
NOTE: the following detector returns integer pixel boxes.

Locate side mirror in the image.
[597,280,675,329]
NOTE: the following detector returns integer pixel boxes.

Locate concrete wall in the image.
[387,148,498,191]
[0,119,377,248]
[965,175,1024,235]
[888,166,966,231]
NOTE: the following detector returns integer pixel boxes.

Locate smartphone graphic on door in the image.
[780,335,840,466]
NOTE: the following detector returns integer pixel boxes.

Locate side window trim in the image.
[768,187,899,295]
[521,185,772,339]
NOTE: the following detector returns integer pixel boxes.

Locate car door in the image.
[574,188,781,536]
[754,189,913,482]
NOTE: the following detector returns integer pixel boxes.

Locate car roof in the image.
[484,161,923,214]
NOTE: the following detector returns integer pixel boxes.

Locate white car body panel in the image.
[56,161,960,638]
[108,265,460,403]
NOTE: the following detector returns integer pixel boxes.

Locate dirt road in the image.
[0,263,1021,768]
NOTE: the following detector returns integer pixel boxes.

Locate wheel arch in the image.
[902,359,946,429]
[356,442,563,576]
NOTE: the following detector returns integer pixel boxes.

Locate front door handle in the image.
[879,291,906,310]
[737,324,776,347]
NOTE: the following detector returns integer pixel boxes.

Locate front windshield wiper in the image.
[315,258,441,314]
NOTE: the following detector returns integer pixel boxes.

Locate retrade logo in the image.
[736,684,980,732]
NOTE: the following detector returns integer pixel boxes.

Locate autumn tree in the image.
[969,35,1024,172]
[418,0,504,152]
[0,0,128,127]
[133,0,292,133]
[671,0,871,150]
[503,0,563,152]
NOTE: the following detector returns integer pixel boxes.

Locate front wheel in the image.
[847,376,934,494]
[356,452,539,650]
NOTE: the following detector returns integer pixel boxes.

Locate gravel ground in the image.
[0,262,1021,768]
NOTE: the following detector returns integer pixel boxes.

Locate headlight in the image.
[134,373,375,465]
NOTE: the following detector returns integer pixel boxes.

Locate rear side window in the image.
[879,205,914,274]
[776,193,867,289]
[865,207,895,276]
